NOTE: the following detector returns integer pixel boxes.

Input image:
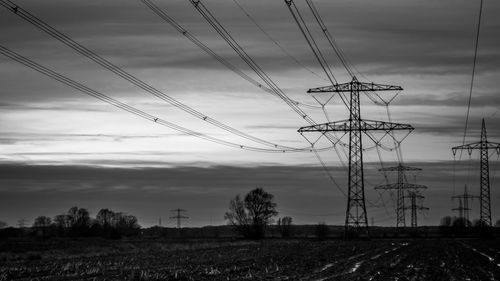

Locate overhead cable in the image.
[0,45,329,153]
[141,0,320,109]
[0,0,310,152]
[284,0,337,85]
[459,0,483,161]
[187,0,347,149]
[305,0,354,78]
[231,0,328,82]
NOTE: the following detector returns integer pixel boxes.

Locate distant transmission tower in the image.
[299,77,414,233]
[404,191,428,228]
[452,119,500,227]
[374,164,426,227]
[451,184,478,226]
[170,208,188,228]
[452,199,466,221]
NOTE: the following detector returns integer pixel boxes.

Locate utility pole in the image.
[452,119,500,227]
[374,164,426,227]
[170,209,188,228]
[298,77,414,233]
[404,191,428,228]
[451,184,478,226]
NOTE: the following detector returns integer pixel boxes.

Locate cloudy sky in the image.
[0,0,499,227]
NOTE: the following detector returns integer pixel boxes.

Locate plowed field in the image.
[1,239,500,280]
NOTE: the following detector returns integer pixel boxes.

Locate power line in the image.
[141,0,321,110]
[284,0,337,85]
[311,148,347,197]
[286,0,410,217]
[459,0,483,160]
[231,0,328,82]
[187,0,360,184]
[187,0,315,124]
[187,0,348,152]
[0,44,327,153]
[304,0,354,78]
[0,0,313,152]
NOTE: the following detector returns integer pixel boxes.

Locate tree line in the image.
[7,187,499,240]
[12,207,140,238]
[439,215,500,237]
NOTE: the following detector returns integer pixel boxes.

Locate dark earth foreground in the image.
[1,238,500,280]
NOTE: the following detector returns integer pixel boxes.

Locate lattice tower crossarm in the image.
[298,77,413,233]
[452,119,500,227]
[374,164,426,228]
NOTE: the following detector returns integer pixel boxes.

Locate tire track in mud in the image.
[303,241,409,281]
[352,240,500,281]
[459,240,500,280]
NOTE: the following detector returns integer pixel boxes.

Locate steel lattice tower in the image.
[374,164,426,227]
[452,199,466,222]
[404,191,428,228]
[451,184,478,226]
[298,77,413,232]
[452,119,500,227]
[170,208,188,228]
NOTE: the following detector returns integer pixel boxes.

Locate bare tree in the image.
[225,187,278,239]
[96,208,114,227]
[33,216,52,228]
[63,206,90,235]
[95,209,140,237]
[33,216,52,237]
[53,214,69,228]
[115,213,140,235]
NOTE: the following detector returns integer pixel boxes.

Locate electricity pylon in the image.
[451,184,478,226]
[170,208,188,228]
[452,119,500,227]
[298,77,413,233]
[404,191,428,228]
[452,199,467,222]
[374,164,426,227]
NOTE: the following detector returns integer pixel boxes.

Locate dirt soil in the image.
[1,238,499,280]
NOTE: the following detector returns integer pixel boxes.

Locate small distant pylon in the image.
[452,119,500,227]
[451,184,478,226]
[374,164,426,227]
[404,191,428,228]
[170,208,188,228]
[452,199,467,222]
